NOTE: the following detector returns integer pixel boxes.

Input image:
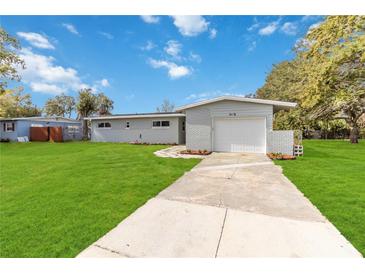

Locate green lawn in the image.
[274,140,365,256]
[0,142,200,258]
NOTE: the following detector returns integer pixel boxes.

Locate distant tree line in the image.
[255,16,365,143]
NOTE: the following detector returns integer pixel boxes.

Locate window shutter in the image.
[3,123,5,131]
[12,122,15,131]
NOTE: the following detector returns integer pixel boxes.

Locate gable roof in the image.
[175,96,297,112]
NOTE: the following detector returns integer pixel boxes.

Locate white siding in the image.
[185,100,273,151]
[90,117,181,144]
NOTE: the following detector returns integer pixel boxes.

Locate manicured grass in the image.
[0,142,200,258]
[274,140,365,256]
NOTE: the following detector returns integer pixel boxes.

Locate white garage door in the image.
[213,117,266,153]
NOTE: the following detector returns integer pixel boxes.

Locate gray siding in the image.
[90,117,181,144]
[185,100,273,151]
[0,121,18,141]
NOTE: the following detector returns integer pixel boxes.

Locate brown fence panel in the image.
[49,127,63,142]
[30,127,49,141]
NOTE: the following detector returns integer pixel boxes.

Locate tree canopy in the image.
[256,16,365,143]
[44,94,76,118]
[0,27,25,94]
[0,88,41,118]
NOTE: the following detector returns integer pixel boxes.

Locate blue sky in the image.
[1,15,322,114]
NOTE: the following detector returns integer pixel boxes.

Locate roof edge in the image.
[86,112,185,120]
[176,96,297,111]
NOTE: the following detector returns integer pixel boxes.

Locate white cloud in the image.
[148,58,191,79]
[209,28,217,39]
[164,40,182,58]
[99,78,110,87]
[280,22,298,35]
[30,82,65,95]
[19,48,86,95]
[98,31,114,39]
[189,52,202,63]
[62,23,79,35]
[247,23,260,32]
[16,32,55,50]
[140,15,160,24]
[171,16,209,37]
[258,21,280,36]
[140,40,156,51]
[248,41,257,52]
[308,22,322,31]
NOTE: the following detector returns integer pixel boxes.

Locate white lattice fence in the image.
[268,130,294,155]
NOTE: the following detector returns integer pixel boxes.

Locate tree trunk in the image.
[82,118,88,140]
[349,124,359,144]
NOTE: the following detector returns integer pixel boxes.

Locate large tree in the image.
[76,88,99,139]
[44,94,75,118]
[0,28,41,117]
[156,99,175,112]
[76,89,114,139]
[297,16,365,143]
[256,60,312,131]
[0,27,25,94]
[256,16,365,143]
[0,88,41,118]
[97,92,114,116]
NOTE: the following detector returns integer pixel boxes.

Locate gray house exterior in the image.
[0,117,82,142]
[88,96,297,155]
[89,113,185,144]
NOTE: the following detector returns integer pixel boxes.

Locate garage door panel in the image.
[214,118,266,153]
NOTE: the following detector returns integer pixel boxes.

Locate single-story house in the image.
[0,116,82,142]
[87,96,297,155]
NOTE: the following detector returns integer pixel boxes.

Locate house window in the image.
[125,121,130,129]
[182,121,185,131]
[152,121,161,127]
[4,122,15,132]
[98,122,111,128]
[152,120,170,128]
[161,121,170,127]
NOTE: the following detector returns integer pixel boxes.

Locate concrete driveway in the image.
[78,153,361,257]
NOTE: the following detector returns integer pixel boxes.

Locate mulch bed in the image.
[267,153,296,160]
[180,149,211,156]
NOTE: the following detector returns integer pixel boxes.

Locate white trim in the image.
[97,122,112,129]
[176,96,297,111]
[87,113,185,120]
[5,122,15,132]
[152,120,170,129]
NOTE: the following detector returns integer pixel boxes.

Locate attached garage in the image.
[213,117,266,153]
[176,96,297,154]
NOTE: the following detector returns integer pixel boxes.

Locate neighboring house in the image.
[0,116,82,142]
[88,96,297,155]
